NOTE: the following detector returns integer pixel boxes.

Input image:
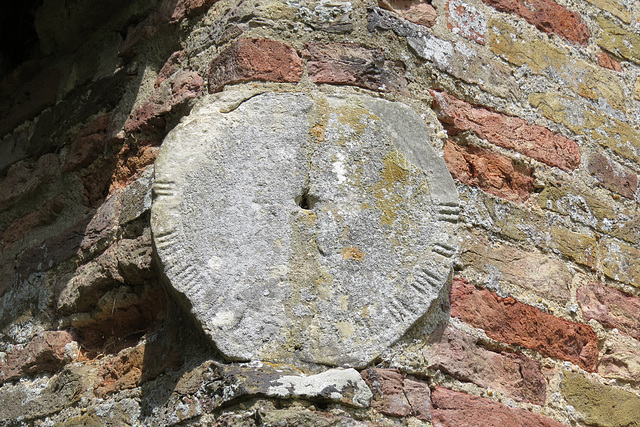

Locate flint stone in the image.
[151,90,458,367]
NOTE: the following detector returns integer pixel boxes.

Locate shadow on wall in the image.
[0,0,211,406]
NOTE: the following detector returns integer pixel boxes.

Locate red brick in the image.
[304,42,407,93]
[444,140,534,203]
[431,387,568,427]
[597,51,622,72]
[0,331,75,384]
[481,0,589,45]
[94,345,145,397]
[577,282,640,341]
[0,153,60,211]
[170,0,216,23]
[155,51,186,88]
[451,278,599,372]
[425,327,546,404]
[379,0,437,27]
[208,39,302,93]
[1,195,66,247]
[432,90,580,171]
[446,0,486,45]
[63,114,118,173]
[124,71,203,135]
[587,153,637,199]
[361,368,430,420]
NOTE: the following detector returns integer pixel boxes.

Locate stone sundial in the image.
[151,90,459,367]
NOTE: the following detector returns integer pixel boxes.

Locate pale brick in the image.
[425,327,546,404]
[361,368,430,420]
[601,238,640,288]
[587,153,637,199]
[379,0,437,27]
[451,278,599,371]
[578,283,640,340]
[446,0,486,45]
[599,334,640,382]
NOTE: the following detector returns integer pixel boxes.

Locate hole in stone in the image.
[295,188,314,210]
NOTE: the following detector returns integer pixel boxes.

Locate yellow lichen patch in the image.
[372,150,412,227]
[335,105,375,134]
[342,246,364,261]
[336,321,355,339]
[310,124,326,142]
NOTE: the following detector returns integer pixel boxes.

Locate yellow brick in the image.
[602,238,640,288]
[585,0,631,24]
[597,16,640,65]
[490,19,626,112]
[550,226,597,268]
[635,77,640,101]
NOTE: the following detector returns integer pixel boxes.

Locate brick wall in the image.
[1,0,639,425]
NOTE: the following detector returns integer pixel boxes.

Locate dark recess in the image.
[1,0,43,76]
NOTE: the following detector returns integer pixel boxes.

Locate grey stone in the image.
[152,89,458,367]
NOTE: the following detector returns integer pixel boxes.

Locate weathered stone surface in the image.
[548,226,597,268]
[561,371,640,427]
[490,19,625,112]
[62,114,117,172]
[170,0,216,23]
[0,153,60,212]
[601,238,640,288]
[0,331,75,384]
[432,90,580,171]
[361,368,431,419]
[296,0,354,33]
[304,42,407,93]
[94,345,145,397]
[599,334,640,382]
[482,0,589,44]
[208,39,303,93]
[425,327,546,404]
[79,191,122,261]
[444,140,534,202]
[585,0,631,23]
[152,90,458,367]
[379,0,437,27]
[578,283,640,340]
[220,408,371,426]
[1,195,66,247]
[459,231,572,303]
[368,8,520,99]
[588,153,637,199]
[597,16,640,65]
[215,363,372,408]
[451,278,599,371]
[431,386,567,427]
[446,0,486,45]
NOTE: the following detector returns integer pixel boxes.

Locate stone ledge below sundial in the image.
[151,89,459,368]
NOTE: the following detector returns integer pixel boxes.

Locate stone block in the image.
[548,226,597,269]
[451,278,599,371]
[431,387,567,427]
[425,327,546,404]
[444,140,534,202]
[0,153,60,212]
[379,0,437,27]
[578,283,640,340]
[446,0,486,45]
[561,371,640,427]
[170,0,216,23]
[601,238,640,288]
[599,334,640,382]
[597,16,640,65]
[361,368,431,419]
[482,0,589,45]
[304,41,407,93]
[94,345,145,397]
[1,195,66,247]
[208,39,303,93]
[597,51,622,72]
[585,0,631,23]
[432,90,580,171]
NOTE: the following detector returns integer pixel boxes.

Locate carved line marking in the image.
[171,264,199,291]
[435,203,460,223]
[154,230,179,250]
[433,243,456,258]
[153,180,177,197]
[415,268,443,287]
[389,296,418,323]
[408,277,428,294]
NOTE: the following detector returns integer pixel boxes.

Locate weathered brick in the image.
[451,278,599,371]
[561,371,640,427]
[585,0,631,23]
[304,42,407,93]
[0,331,75,384]
[62,114,118,173]
[155,51,185,88]
[431,387,567,427]
[110,143,159,193]
[482,0,589,44]
[379,0,437,27]
[94,345,145,397]
[597,51,622,72]
[425,327,546,404]
[490,20,626,112]
[432,90,580,171]
[446,0,486,44]
[1,195,66,247]
[444,140,534,203]
[599,334,640,382]
[588,153,637,199]
[529,92,640,165]
[208,39,302,93]
[601,238,640,288]
[577,283,640,341]
[79,192,122,261]
[170,0,216,23]
[597,16,640,65]
[361,368,430,420]
[368,8,520,99]
[0,153,60,212]
[459,230,572,303]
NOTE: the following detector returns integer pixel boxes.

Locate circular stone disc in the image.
[151,90,459,367]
